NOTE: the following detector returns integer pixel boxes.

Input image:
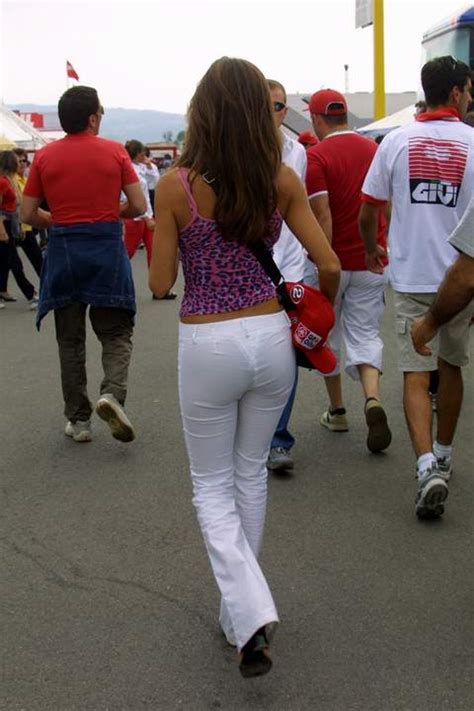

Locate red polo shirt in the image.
[0,176,17,212]
[306,131,387,270]
[24,132,139,224]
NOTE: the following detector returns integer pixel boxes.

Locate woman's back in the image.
[176,168,282,317]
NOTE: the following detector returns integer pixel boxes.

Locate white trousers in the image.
[178,311,295,650]
[304,266,387,380]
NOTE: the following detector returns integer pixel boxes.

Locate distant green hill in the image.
[10,104,186,143]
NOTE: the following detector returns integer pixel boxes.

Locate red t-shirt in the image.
[0,176,17,212]
[24,132,139,224]
[306,131,387,270]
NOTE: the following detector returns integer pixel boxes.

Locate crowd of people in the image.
[0,143,174,313]
[1,54,472,678]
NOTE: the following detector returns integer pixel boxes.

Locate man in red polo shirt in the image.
[304,88,391,453]
[21,85,146,444]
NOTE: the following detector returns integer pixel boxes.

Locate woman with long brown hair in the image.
[149,57,340,677]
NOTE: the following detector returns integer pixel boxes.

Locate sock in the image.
[365,397,381,412]
[433,441,452,461]
[417,452,436,478]
[329,407,346,415]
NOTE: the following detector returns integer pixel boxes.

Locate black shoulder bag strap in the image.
[249,241,294,312]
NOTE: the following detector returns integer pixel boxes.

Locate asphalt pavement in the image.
[1,252,473,711]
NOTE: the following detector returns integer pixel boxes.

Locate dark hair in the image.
[322,114,347,127]
[464,111,474,127]
[0,150,19,175]
[267,79,287,103]
[125,139,146,160]
[421,56,471,107]
[415,99,427,112]
[374,134,385,144]
[13,147,27,158]
[177,57,282,246]
[58,86,100,134]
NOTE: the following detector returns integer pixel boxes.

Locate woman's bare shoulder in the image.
[276,164,303,215]
[276,164,301,194]
[155,168,186,204]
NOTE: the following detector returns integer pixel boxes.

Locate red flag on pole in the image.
[66,60,79,81]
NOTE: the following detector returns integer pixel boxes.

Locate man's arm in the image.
[120,182,146,218]
[309,193,332,244]
[358,201,387,274]
[279,167,340,304]
[411,252,474,355]
[20,196,52,229]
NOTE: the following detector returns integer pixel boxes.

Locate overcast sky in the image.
[0,0,469,114]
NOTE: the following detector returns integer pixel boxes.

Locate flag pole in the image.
[373,0,386,119]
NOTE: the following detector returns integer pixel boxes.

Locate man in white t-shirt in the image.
[359,56,473,520]
[266,79,308,473]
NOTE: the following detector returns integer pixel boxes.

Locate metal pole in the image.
[373,0,386,119]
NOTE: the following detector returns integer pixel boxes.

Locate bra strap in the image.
[177,168,198,219]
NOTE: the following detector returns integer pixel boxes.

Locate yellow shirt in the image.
[14,174,32,232]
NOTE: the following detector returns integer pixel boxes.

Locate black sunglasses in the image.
[273,101,286,112]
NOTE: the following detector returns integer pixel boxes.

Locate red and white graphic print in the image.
[408,137,468,207]
[294,323,322,350]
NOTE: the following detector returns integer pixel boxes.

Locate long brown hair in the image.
[177,57,282,246]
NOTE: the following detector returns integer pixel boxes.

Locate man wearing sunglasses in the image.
[360,56,474,519]
[265,80,308,474]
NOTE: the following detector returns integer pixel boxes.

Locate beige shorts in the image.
[394,292,472,372]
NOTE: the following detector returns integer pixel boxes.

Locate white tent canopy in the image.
[357,104,416,136]
[0,102,47,149]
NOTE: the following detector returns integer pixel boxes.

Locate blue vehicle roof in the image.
[423,5,474,41]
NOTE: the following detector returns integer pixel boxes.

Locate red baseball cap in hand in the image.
[284,282,337,373]
[298,130,319,147]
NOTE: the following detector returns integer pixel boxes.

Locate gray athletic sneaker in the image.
[415,466,448,519]
[436,457,453,482]
[65,420,92,443]
[96,393,135,442]
[266,447,294,472]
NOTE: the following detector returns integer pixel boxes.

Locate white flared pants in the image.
[178,311,295,650]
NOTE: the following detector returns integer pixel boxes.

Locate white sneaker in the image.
[96,393,135,442]
[415,466,448,519]
[29,297,39,311]
[436,456,453,482]
[65,420,92,442]
[0,302,5,310]
[320,409,349,432]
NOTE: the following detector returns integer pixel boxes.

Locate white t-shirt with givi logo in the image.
[362,117,474,293]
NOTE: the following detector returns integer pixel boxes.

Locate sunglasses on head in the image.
[273,101,286,112]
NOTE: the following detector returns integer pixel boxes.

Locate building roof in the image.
[283,91,417,135]
[357,104,417,136]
